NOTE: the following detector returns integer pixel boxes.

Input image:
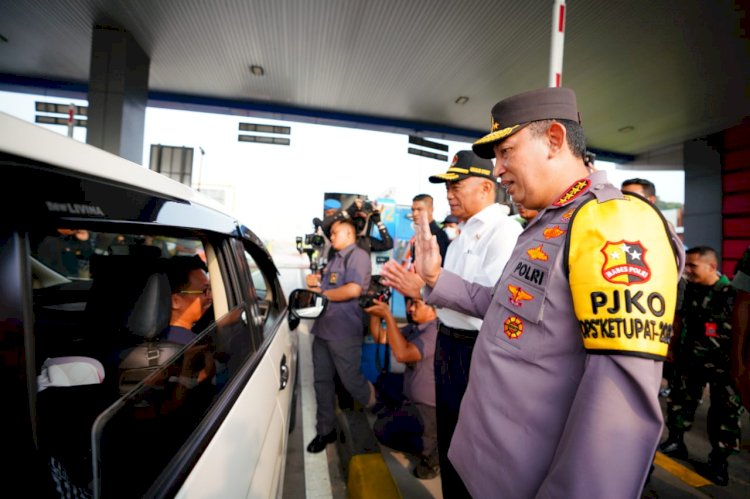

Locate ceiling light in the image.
[250,65,265,76]
[618,125,635,133]
[455,96,469,105]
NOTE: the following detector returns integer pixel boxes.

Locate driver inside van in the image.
[163,256,215,388]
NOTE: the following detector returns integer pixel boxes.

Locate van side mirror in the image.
[287,289,328,330]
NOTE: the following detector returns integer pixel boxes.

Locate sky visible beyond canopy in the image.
[0,90,684,245]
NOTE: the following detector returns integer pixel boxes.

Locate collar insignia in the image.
[553,179,591,207]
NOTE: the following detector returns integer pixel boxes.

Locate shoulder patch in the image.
[567,197,679,359]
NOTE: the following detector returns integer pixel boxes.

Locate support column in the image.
[683,139,722,257]
[86,25,149,164]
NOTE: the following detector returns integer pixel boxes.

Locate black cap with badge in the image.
[472,87,581,159]
[428,150,496,184]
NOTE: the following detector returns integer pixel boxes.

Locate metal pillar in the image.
[86,25,150,163]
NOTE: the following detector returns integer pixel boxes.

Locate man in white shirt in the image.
[381,150,521,496]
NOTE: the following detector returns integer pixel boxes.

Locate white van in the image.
[0,112,305,498]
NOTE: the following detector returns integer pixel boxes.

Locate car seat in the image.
[36,356,110,497]
[83,250,172,394]
[117,271,183,395]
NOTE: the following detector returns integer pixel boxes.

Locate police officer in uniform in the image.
[660,246,741,485]
[410,87,685,498]
[305,217,376,453]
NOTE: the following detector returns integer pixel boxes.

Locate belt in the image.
[438,322,479,342]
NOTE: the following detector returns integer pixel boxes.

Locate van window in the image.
[92,306,250,497]
[30,226,232,496]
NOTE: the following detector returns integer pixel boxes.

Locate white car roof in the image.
[0,111,230,216]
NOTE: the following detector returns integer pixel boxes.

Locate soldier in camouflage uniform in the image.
[660,246,742,486]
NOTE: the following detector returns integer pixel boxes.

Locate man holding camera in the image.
[305,217,377,453]
[348,198,394,255]
[365,297,439,480]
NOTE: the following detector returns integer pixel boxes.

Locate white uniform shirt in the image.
[438,203,522,330]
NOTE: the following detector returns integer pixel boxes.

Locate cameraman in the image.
[365,297,439,480]
[305,217,377,453]
[305,208,348,272]
[348,198,394,254]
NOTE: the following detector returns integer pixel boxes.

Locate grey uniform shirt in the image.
[402,319,438,407]
[425,170,685,498]
[311,243,371,341]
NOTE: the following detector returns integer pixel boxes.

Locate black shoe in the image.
[704,456,729,487]
[413,456,440,480]
[306,430,337,453]
[659,438,688,460]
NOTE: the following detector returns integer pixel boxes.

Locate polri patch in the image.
[601,240,651,285]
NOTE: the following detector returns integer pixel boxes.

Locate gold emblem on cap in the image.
[491,118,500,131]
[448,167,469,174]
[468,167,491,176]
[474,124,521,146]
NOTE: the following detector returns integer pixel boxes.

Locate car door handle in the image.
[279,354,289,390]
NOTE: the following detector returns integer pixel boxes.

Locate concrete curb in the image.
[337,410,401,499]
[347,453,402,499]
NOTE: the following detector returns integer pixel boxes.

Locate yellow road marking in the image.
[348,453,402,499]
[653,451,713,487]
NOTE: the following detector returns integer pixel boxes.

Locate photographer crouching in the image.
[364,295,440,480]
[304,217,378,453]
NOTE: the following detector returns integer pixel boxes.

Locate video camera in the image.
[361,199,376,214]
[296,211,351,272]
[296,218,327,272]
[359,275,392,309]
[301,232,325,249]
